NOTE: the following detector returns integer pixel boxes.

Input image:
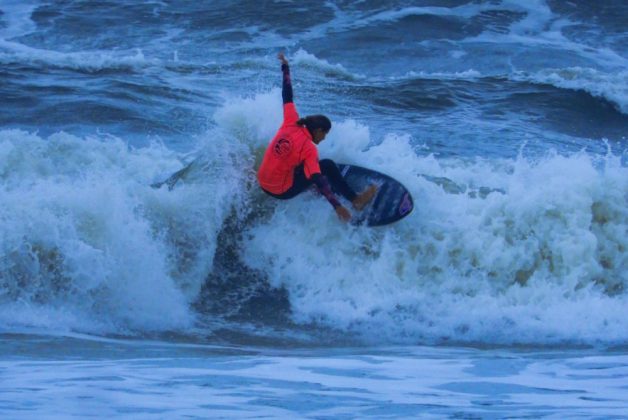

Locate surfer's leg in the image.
[263,164,312,199]
[319,159,357,201]
[352,185,377,211]
[320,159,377,210]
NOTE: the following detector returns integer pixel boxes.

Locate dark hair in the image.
[296,115,332,133]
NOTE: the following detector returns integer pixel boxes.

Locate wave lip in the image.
[0,39,159,73]
[242,119,628,346]
[0,128,251,335]
[511,67,628,114]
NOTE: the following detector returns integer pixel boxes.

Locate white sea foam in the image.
[292,2,495,49]
[397,69,483,81]
[291,49,363,80]
[2,346,626,418]
[0,129,250,334]
[235,90,628,345]
[0,39,159,72]
[398,64,628,115]
[0,346,628,418]
[511,67,628,114]
[394,62,628,115]
[0,2,158,72]
[334,3,495,29]
[1,85,626,344]
[213,88,284,148]
[465,0,628,70]
[501,0,555,35]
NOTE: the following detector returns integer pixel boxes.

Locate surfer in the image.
[257,53,377,222]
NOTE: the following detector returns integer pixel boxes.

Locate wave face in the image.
[237,98,627,345]
[0,1,626,346]
[0,129,251,333]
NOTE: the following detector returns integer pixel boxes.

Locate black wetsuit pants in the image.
[265,159,357,202]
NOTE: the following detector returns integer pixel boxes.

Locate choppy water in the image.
[1,0,627,417]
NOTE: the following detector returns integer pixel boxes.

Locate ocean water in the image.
[0,0,626,418]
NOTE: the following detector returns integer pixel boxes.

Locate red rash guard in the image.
[257,102,321,194]
[257,64,341,208]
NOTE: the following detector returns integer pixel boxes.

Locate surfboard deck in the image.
[338,164,413,226]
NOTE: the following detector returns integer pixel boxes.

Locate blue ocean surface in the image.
[0,0,626,418]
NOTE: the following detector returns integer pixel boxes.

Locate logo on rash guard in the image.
[273,138,292,158]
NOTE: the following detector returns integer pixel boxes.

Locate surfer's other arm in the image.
[310,172,351,221]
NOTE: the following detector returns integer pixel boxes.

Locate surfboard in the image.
[338,164,414,226]
[152,161,414,226]
[151,161,195,190]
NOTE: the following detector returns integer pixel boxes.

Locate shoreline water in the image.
[2,333,627,418]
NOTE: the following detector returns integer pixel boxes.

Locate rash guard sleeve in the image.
[311,173,341,209]
[281,64,299,125]
[281,63,293,104]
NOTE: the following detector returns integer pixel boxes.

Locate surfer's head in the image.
[297,115,332,144]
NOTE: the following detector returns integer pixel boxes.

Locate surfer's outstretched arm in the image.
[278,52,293,104]
[278,53,298,125]
[311,173,341,209]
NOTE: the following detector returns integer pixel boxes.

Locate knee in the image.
[319,159,336,171]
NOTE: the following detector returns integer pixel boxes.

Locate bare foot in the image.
[352,184,378,211]
[335,205,352,222]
